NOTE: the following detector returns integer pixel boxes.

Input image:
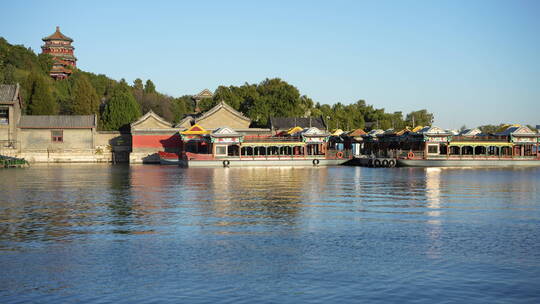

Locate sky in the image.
[1,0,539,128]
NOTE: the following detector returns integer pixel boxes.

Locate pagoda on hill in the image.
[41,26,77,80]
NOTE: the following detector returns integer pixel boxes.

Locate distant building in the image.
[18,115,96,151]
[41,26,77,80]
[130,101,271,163]
[192,89,213,113]
[0,84,23,149]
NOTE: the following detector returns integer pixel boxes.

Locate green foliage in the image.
[26,72,58,115]
[1,37,436,132]
[478,124,506,134]
[70,73,100,115]
[144,79,156,94]
[203,78,311,126]
[405,109,434,127]
[131,78,179,123]
[133,78,143,90]
[101,83,141,130]
[173,95,194,122]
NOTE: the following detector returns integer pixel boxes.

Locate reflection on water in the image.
[1,165,540,303]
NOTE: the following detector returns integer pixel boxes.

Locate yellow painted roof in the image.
[181,123,210,135]
[411,126,424,132]
[287,126,303,134]
[331,129,344,136]
[396,128,411,136]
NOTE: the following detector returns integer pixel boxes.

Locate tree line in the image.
[1,37,435,131]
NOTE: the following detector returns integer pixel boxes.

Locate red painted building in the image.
[130,111,183,163]
[41,26,77,80]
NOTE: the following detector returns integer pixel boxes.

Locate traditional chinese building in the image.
[192,89,213,113]
[41,26,77,80]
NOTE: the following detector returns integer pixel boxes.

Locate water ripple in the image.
[1,165,539,303]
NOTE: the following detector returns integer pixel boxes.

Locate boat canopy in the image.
[449,142,513,147]
[287,126,303,135]
[241,142,306,147]
[411,126,424,133]
[331,129,344,136]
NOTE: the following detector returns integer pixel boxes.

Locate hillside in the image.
[0,37,434,131]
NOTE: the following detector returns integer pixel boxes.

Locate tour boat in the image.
[169,124,349,167]
[390,126,540,167]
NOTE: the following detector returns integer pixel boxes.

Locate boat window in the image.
[427,144,439,154]
[215,145,227,156]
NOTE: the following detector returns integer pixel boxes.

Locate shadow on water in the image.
[107,165,134,233]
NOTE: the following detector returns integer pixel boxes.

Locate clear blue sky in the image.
[1,0,539,128]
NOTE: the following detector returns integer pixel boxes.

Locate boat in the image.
[397,158,540,167]
[394,125,540,167]
[167,124,350,167]
[158,151,180,165]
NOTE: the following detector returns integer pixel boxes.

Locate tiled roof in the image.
[131,110,173,129]
[19,115,96,129]
[270,116,326,130]
[348,128,367,137]
[42,26,73,42]
[194,89,213,99]
[196,101,251,123]
[0,84,19,104]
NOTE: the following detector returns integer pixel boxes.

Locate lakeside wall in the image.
[1,131,131,163]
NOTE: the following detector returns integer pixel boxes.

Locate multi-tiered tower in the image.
[41,26,77,80]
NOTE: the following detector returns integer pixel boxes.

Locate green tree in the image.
[71,73,100,114]
[26,72,58,115]
[144,79,156,94]
[405,109,434,127]
[173,95,194,123]
[101,83,142,130]
[478,124,506,134]
[133,78,143,90]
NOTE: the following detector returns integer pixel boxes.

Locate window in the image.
[51,130,63,142]
[427,144,439,154]
[215,145,227,156]
[0,108,8,124]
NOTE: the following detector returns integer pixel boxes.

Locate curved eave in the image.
[42,35,73,42]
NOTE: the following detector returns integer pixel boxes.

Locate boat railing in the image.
[398,150,425,159]
[242,136,303,143]
[325,149,352,160]
[183,152,214,160]
[450,136,509,142]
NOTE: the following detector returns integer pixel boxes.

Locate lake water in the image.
[1,164,539,303]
